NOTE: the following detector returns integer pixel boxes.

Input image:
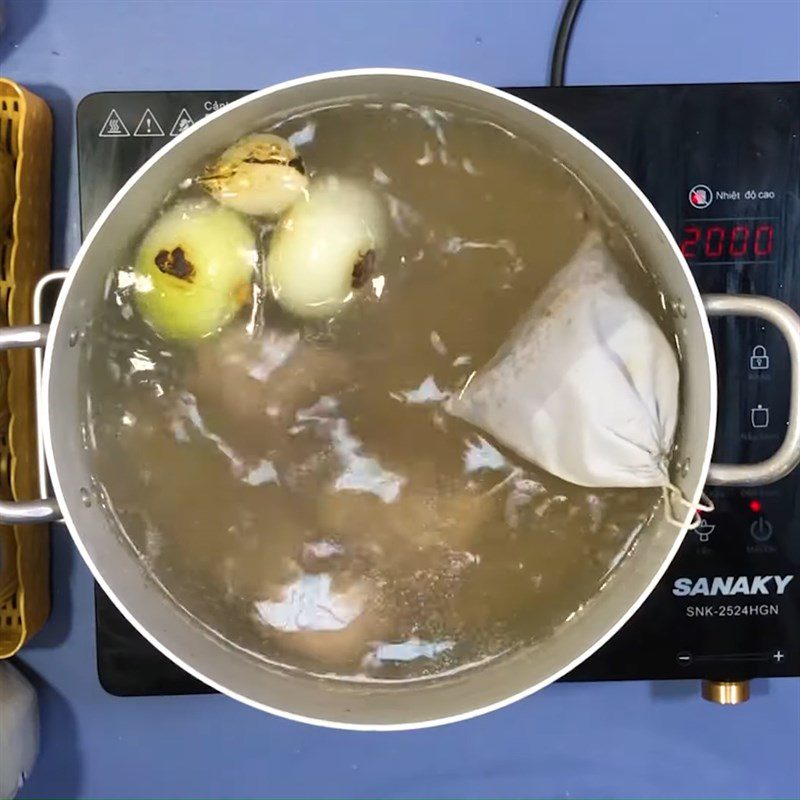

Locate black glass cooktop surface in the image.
[77,84,800,696]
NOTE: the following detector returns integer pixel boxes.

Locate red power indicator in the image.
[749,499,762,513]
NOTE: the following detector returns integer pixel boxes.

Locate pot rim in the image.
[42,68,716,730]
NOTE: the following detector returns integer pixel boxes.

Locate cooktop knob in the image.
[701,680,751,704]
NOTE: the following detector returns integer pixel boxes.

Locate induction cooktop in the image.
[76,83,800,697]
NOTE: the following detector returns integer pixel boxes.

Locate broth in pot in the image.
[84,97,672,681]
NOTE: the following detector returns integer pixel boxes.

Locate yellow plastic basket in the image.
[0,78,53,657]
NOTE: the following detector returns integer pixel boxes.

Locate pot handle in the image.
[703,294,800,486]
[0,323,62,523]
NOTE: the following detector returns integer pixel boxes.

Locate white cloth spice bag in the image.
[447,233,680,489]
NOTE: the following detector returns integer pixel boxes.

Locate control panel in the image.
[517,82,800,681]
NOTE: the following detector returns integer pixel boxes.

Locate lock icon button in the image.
[750,345,769,370]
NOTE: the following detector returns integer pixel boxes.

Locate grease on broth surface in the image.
[85,97,668,680]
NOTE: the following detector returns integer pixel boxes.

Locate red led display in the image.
[680,221,775,263]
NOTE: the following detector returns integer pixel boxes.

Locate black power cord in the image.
[549,0,585,87]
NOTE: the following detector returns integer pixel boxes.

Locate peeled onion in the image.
[133,201,258,340]
[267,178,385,319]
[200,133,308,218]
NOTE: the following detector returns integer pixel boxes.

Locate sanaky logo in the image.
[672,575,795,597]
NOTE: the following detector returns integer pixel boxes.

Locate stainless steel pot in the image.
[2,70,800,730]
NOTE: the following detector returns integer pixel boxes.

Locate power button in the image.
[750,517,774,542]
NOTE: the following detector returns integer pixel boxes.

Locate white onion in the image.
[133,201,258,340]
[267,177,385,319]
[201,133,308,218]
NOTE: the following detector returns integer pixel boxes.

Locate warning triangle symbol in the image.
[133,108,165,138]
[169,108,195,137]
[99,109,130,138]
